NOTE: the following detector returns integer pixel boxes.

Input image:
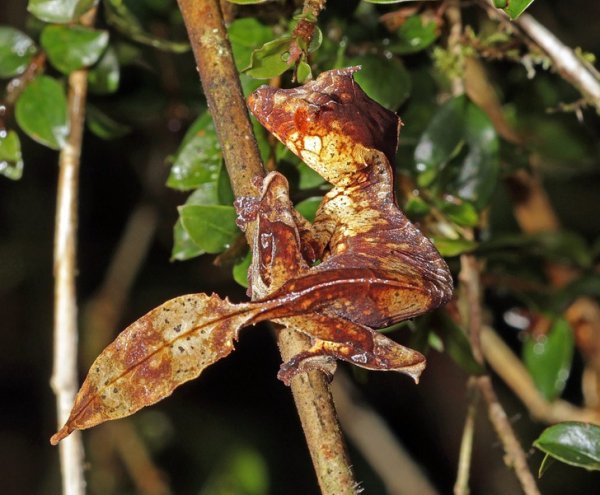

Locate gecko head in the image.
[248,67,401,186]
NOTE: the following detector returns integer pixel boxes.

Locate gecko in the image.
[51,67,453,444]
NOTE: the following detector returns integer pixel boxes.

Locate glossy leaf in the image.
[388,16,439,55]
[432,236,477,257]
[28,0,97,23]
[41,25,109,74]
[453,102,499,208]
[104,0,189,53]
[86,104,131,140]
[0,131,24,180]
[534,422,600,472]
[0,27,37,78]
[438,314,485,374]
[244,36,293,79]
[440,200,479,227]
[87,46,119,94]
[167,113,221,191]
[494,0,536,19]
[228,18,273,71]
[523,318,574,401]
[349,55,411,110]
[15,75,69,150]
[414,96,466,187]
[232,252,252,288]
[179,205,239,254]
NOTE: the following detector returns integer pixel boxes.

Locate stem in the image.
[475,376,541,495]
[51,9,97,494]
[453,379,478,495]
[175,1,356,492]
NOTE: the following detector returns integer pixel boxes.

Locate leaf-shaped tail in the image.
[51,293,261,445]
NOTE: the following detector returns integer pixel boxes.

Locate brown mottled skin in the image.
[51,67,452,445]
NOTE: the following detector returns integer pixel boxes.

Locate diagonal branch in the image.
[175,1,356,493]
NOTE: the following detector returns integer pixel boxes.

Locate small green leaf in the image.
[431,236,477,257]
[179,205,239,254]
[296,197,322,223]
[0,27,38,78]
[104,0,189,53]
[296,61,312,83]
[28,0,97,23]
[497,0,536,20]
[41,25,109,74]
[171,219,205,261]
[87,46,120,94]
[534,422,600,472]
[233,252,252,288]
[438,313,485,374]
[388,16,439,55]
[440,200,479,227]
[15,75,69,150]
[228,18,273,71]
[167,113,222,191]
[523,318,574,401]
[297,161,326,189]
[0,131,24,180]
[349,55,411,110]
[86,104,130,140]
[245,36,293,79]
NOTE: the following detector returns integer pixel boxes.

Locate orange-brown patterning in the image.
[51,67,453,445]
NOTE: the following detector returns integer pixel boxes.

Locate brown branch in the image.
[175,1,356,493]
[51,9,96,495]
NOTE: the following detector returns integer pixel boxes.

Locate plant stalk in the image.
[175,0,356,492]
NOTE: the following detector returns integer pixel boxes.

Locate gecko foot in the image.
[277,350,337,386]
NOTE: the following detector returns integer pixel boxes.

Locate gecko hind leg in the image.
[276,313,426,385]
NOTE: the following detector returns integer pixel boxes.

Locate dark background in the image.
[1,1,600,494]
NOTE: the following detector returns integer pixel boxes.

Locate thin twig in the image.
[51,9,96,495]
[332,371,439,495]
[475,376,541,495]
[175,1,356,493]
[480,325,600,424]
[453,378,479,495]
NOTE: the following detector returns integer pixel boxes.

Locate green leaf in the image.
[228,18,273,71]
[171,219,205,261]
[496,0,536,20]
[179,204,239,254]
[523,318,574,401]
[414,96,499,209]
[296,197,322,223]
[439,200,479,227]
[349,55,411,110]
[86,104,131,140]
[0,131,24,180]
[167,113,222,191]
[388,16,439,55]
[453,102,499,209]
[245,36,293,79]
[104,0,190,53]
[15,75,69,150]
[414,96,467,186]
[0,27,38,79]
[431,236,477,257]
[552,275,600,313]
[87,46,120,94]
[297,161,326,189]
[438,314,485,374]
[41,25,109,74]
[233,252,252,288]
[534,422,600,472]
[296,61,312,83]
[28,0,97,23]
